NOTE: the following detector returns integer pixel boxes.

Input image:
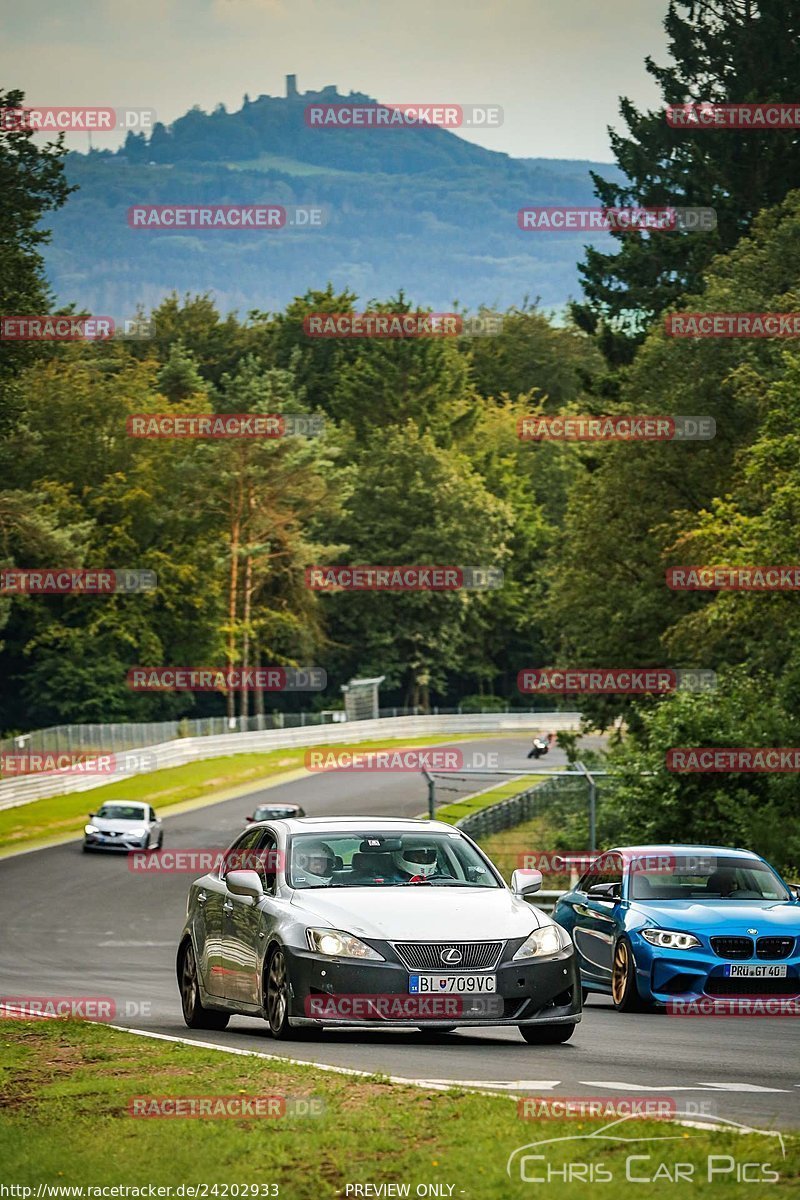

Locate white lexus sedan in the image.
[177,816,581,1043]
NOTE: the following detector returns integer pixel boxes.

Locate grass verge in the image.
[436,775,544,827]
[476,813,568,886]
[0,735,493,856]
[0,1019,796,1198]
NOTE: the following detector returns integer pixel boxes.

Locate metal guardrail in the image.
[0,711,582,811]
[453,779,554,839]
[0,702,571,761]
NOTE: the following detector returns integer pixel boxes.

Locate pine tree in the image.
[572,0,800,363]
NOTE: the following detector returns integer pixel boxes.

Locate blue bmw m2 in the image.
[553,845,800,1011]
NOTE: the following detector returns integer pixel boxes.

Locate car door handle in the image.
[197,891,207,904]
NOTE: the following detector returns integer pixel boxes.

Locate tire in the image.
[264,947,320,1040]
[581,987,590,1005]
[611,937,649,1012]
[265,946,294,1039]
[179,942,229,1030]
[155,830,163,850]
[519,1023,576,1044]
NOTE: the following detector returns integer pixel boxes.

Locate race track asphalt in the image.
[1,735,797,1130]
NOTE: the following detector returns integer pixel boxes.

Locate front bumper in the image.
[84,834,149,852]
[631,933,800,1003]
[284,941,581,1027]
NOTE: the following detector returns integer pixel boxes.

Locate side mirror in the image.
[88,812,96,819]
[226,869,263,900]
[245,816,253,823]
[588,882,621,901]
[791,884,800,901]
[511,868,543,897]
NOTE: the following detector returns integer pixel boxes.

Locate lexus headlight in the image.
[513,923,572,960]
[306,928,384,960]
[641,929,701,950]
[85,824,99,834]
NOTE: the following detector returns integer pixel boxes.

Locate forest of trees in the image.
[3,1,800,864]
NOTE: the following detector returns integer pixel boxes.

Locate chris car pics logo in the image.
[506,1114,785,1184]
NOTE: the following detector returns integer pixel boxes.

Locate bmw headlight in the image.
[513,923,572,960]
[306,928,385,961]
[84,824,99,835]
[641,929,701,950]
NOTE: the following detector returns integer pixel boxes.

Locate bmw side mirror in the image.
[226,869,263,901]
[588,882,621,901]
[511,868,543,897]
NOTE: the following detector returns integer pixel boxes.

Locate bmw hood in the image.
[290,886,547,940]
[630,898,800,932]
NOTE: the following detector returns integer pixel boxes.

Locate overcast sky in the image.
[0,0,671,161]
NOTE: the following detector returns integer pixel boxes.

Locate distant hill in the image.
[43,77,625,317]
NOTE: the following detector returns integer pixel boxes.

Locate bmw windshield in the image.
[627,854,790,901]
[288,831,502,889]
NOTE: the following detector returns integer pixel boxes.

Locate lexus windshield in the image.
[288,832,501,889]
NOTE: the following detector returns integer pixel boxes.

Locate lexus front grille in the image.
[392,941,504,971]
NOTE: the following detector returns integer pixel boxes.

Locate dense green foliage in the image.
[6,0,800,871]
[573,0,800,362]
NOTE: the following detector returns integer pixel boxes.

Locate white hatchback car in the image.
[83,800,163,852]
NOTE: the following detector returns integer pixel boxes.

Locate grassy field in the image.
[0,1019,796,1198]
[0,734,505,855]
[477,813,572,887]
[436,775,544,826]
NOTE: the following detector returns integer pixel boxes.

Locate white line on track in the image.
[581,1079,789,1093]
